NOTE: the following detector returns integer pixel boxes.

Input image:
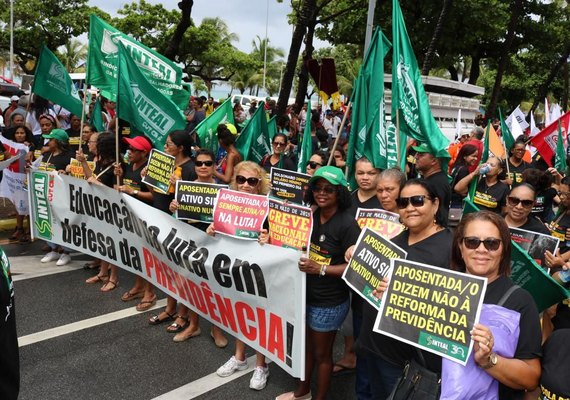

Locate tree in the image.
[57,39,87,72]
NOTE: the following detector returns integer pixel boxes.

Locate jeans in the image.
[353,313,372,400]
[366,354,403,399]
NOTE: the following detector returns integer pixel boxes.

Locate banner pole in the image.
[327,101,351,166]
[396,109,401,168]
[79,87,88,149]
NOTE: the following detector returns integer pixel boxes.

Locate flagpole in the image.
[79,87,88,150]
[396,109,401,168]
[327,101,351,166]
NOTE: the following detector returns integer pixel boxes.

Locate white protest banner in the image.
[29,171,306,378]
[0,169,28,214]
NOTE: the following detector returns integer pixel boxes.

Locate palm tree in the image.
[57,39,88,72]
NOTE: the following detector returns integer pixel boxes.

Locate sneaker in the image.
[41,251,59,263]
[216,356,248,377]
[56,253,71,266]
[249,366,269,390]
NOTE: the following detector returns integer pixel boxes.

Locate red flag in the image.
[529,111,570,166]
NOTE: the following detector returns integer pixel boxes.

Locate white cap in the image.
[10,95,19,101]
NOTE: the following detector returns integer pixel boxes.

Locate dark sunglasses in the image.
[195,160,214,167]
[507,196,534,208]
[311,185,337,194]
[306,161,322,169]
[396,195,431,209]
[462,237,502,251]
[273,141,286,147]
[236,175,260,186]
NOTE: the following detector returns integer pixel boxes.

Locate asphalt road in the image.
[5,237,357,400]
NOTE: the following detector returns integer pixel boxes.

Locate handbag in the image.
[387,350,441,400]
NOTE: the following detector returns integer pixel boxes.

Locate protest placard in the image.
[29,171,306,378]
[270,167,310,205]
[175,181,227,222]
[142,149,176,193]
[343,228,407,309]
[267,198,313,250]
[355,208,404,239]
[68,158,95,180]
[374,258,487,365]
[509,227,559,268]
[213,188,269,240]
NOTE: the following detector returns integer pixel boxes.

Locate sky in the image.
[88,0,329,57]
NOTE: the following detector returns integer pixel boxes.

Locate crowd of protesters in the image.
[0,91,569,400]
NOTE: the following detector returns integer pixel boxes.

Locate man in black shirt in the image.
[413,143,451,226]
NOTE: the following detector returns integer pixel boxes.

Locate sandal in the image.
[135,295,157,312]
[149,310,176,325]
[86,274,109,284]
[121,289,145,302]
[166,315,189,333]
[173,327,201,342]
[9,228,23,241]
[100,280,118,292]
[19,232,31,243]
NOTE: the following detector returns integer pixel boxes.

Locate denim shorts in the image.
[307,298,350,332]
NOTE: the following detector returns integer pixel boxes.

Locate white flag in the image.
[505,106,529,131]
[455,109,462,141]
[529,112,539,137]
[551,103,561,123]
[511,114,525,140]
[545,98,551,125]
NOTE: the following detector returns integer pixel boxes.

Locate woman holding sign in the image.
[277,166,361,400]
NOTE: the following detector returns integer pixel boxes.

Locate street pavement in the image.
[5,234,357,400]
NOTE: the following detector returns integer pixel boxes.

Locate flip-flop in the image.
[148,311,176,325]
[166,316,189,333]
[85,274,109,284]
[100,280,118,292]
[332,362,356,376]
[121,290,145,302]
[135,296,157,312]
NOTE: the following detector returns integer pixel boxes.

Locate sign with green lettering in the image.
[374,258,487,365]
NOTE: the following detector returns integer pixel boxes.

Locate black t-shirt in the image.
[93,161,116,188]
[349,190,382,218]
[450,165,470,207]
[507,159,529,187]
[357,228,453,368]
[516,216,550,235]
[548,213,570,254]
[42,149,73,171]
[0,248,19,400]
[152,159,197,213]
[540,329,570,399]
[484,276,542,400]
[307,208,361,307]
[123,162,151,204]
[473,179,509,214]
[260,154,296,174]
[425,171,451,225]
[532,187,557,222]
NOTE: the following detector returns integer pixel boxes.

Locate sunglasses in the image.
[311,185,337,194]
[396,195,431,209]
[195,160,214,167]
[507,196,534,208]
[273,142,286,147]
[306,161,322,169]
[462,237,502,251]
[236,175,260,186]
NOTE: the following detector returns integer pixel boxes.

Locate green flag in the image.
[391,0,450,161]
[499,108,515,153]
[32,45,83,117]
[268,116,277,141]
[87,15,188,109]
[463,199,570,312]
[297,101,313,173]
[346,28,392,189]
[555,120,567,174]
[90,97,105,132]
[235,102,271,163]
[116,42,186,148]
[194,98,235,153]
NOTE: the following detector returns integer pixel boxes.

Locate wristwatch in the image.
[133,190,139,196]
[481,352,498,369]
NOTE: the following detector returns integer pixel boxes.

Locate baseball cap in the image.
[411,143,434,154]
[124,136,152,152]
[43,128,69,142]
[10,95,19,102]
[309,166,348,188]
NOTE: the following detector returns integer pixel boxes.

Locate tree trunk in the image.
[529,45,570,116]
[487,0,523,118]
[163,0,194,61]
[295,20,316,113]
[468,54,481,85]
[421,0,452,76]
[277,0,316,116]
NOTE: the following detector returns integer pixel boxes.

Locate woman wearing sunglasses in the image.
[357,179,453,398]
[504,184,549,235]
[305,151,330,176]
[277,166,361,400]
[167,149,227,346]
[260,133,296,173]
[207,161,273,391]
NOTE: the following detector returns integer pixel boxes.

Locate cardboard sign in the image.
[175,181,227,222]
[270,167,310,205]
[213,188,269,240]
[355,208,404,239]
[343,228,407,309]
[142,149,175,193]
[68,158,95,180]
[267,198,313,250]
[375,258,487,365]
[509,227,559,268]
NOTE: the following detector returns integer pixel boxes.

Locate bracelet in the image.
[319,264,324,276]
[320,265,327,277]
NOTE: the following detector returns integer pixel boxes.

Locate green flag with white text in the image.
[297,101,313,173]
[235,102,271,163]
[117,42,186,148]
[391,0,449,161]
[555,120,567,174]
[194,98,235,153]
[32,45,83,117]
[87,15,188,109]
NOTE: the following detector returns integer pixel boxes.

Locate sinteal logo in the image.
[32,172,53,240]
[396,56,420,135]
[419,331,468,362]
[131,85,176,134]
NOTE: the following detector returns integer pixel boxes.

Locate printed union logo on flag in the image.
[32,172,53,240]
[132,85,176,133]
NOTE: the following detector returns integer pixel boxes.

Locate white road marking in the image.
[10,254,86,281]
[18,299,167,347]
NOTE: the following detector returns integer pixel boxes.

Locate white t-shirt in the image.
[25,109,57,136]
